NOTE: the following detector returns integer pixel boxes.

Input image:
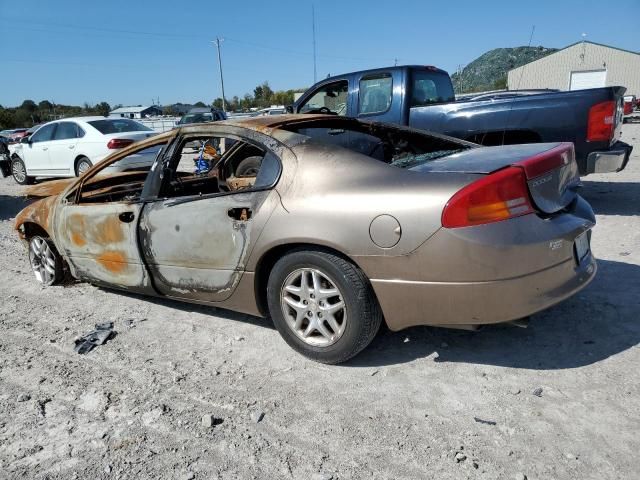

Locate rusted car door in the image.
[53,139,172,292]
[138,190,279,302]
[137,136,283,303]
[57,201,151,291]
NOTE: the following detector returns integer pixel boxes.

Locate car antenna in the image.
[501,25,535,146]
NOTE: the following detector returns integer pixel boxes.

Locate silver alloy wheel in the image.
[280,268,347,347]
[29,236,57,285]
[77,160,91,175]
[12,160,26,183]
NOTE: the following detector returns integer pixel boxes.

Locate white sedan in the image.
[9,117,158,184]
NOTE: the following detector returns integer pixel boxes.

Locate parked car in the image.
[251,106,286,116]
[9,117,157,184]
[290,65,632,176]
[176,107,226,126]
[0,136,10,177]
[0,129,17,139]
[15,115,596,363]
[623,95,635,115]
[8,128,30,143]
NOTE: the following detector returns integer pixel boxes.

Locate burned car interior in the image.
[75,133,279,205]
[283,118,472,168]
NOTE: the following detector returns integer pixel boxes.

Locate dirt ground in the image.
[1,125,639,480]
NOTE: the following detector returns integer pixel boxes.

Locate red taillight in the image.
[107,138,135,149]
[442,167,534,228]
[516,143,574,178]
[587,100,615,142]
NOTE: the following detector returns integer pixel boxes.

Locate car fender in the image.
[14,195,59,240]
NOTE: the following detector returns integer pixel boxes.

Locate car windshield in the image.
[88,119,152,134]
[284,119,468,168]
[179,113,214,124]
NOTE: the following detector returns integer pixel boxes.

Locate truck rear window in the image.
[410,71,455,107]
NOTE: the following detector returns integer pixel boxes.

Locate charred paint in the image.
[25,179,74,199]
[97,251,128,273]
[15,195,57,237]
[93,216,125,244]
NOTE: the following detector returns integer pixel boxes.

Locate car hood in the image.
[24,179,76,198]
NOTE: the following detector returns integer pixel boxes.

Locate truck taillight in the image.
[587,100,615,142]
[441,167,534,228]
[107,138,134,149]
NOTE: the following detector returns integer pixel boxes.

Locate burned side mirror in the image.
[285,105,294,114]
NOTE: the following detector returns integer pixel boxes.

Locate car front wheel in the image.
[267,249,382,364]
[11,157,34,185]
[28,236,63,286]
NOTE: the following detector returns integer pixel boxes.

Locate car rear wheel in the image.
[28,236,63,286]
[76,157,92,176]
[267,249,382,364]
[11,157,34,185]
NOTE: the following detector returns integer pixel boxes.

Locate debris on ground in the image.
[251,410,265,423]
[74,322,116,354]
[473,416,497,426]
[201,414,223,429]
[532,387,544,397]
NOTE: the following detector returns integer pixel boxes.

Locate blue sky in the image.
[1,0,638,107]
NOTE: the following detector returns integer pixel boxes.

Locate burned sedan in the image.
[15,115,596,363]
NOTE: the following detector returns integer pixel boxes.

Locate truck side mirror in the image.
[285,105,294,114]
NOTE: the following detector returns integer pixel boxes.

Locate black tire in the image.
[28,235,64,286]
[75,157,92,177]
[11,157,34,185]
[235,156,262,176]
[267,249,383,364]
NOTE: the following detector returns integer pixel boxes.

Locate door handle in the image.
[68,145,75,149]
[118,211,135,223]
[228,207,252,221]
[42,147,48,151]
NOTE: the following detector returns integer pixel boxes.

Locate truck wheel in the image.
[235,156,262,176]
[11,157,34,185]
[267,249,382,364]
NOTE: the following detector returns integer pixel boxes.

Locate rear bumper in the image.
[585,141,632,174]
[371,253,596,331]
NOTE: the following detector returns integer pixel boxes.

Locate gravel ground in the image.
[0,125,639,480]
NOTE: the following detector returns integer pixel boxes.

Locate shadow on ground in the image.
[0,195,31,221]
[581,181,640,216]
[105,287,275,331]
[348,259,640,369]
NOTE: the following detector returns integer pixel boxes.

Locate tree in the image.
[38,100,53,111]
[194,101,206,107]
[212,98,224,110]
[20,100,37,112]
[493,76,508,90]
[95,102,111,116]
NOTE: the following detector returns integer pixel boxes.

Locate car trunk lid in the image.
[410,142,581,214]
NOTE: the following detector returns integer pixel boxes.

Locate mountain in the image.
[450,46,558,93]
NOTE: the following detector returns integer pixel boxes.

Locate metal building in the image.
[508,41,640,96]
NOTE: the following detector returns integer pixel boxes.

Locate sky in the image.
[1,0,639,108]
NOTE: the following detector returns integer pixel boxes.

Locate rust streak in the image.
[97,251,127,273]
[71,232,86,247]
[93,216,125,244]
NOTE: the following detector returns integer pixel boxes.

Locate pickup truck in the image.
[289,65,632,175]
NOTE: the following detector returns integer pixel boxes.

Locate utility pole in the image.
[213,37,227,112]
[312,5,317,83]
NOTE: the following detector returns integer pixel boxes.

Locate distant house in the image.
[508,41,640,97]
[109,105,162,119]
